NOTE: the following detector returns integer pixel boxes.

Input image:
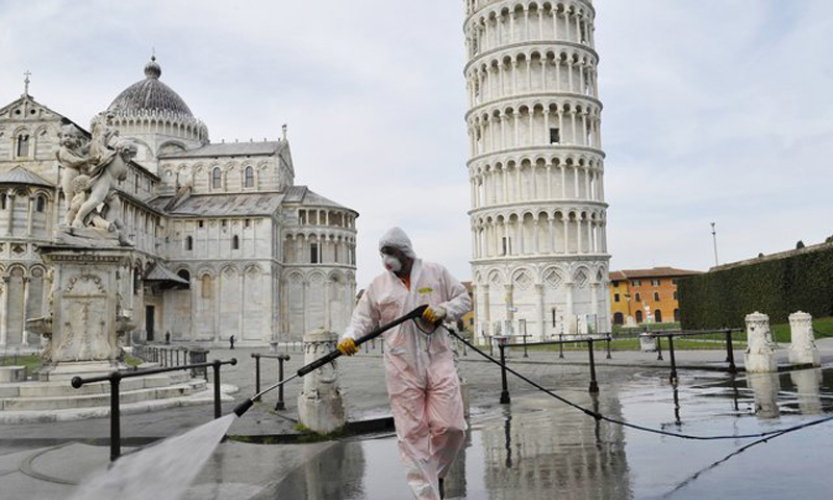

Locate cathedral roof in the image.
[0,166,54,187]
[106,57,194,118]
[149,192,284,217]
[283,186,353,211]
[158,140,283,159]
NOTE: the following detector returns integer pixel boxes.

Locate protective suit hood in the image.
[379,227,417,259]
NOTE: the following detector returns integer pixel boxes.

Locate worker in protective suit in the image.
[338,227,471,500]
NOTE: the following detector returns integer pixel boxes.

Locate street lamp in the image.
[711,222,719,267]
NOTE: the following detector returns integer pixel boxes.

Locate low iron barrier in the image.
[71,358,237,461]
[251,353,291,410]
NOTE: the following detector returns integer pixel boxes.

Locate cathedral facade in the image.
[0,59,357,349]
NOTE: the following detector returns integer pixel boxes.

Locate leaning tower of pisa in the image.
[464,0,609,341]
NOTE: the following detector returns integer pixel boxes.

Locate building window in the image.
[1,193,7,210]
[311,243,319,264]
[185,236,193,251]
[672,279,679,285]
[549,128,560,144]
[636,310,643,323]
[653,292,660,301]
[134,174,139,193]
[232,235,240,250]
[133,267,141,294]
[655,310,663,323]
[612,280,619,288]
[16,134,30,157]
[244,166,254,188]
[244,219,251,228]
[177,270,190,282]
[221,219,227,228]
[635,293,641,302]
[651,279,661,286]
[501,237,509,256]
[613,312,624,325]
[202,275,212,299]
[631,279,641,287]
[212,167,222,189]
[35,196,45,213]
[334,245,339,263]
[551,308,557,327]
[198,220,204,228]
[614,293,620,303]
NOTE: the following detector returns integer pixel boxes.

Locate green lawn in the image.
[771,316,833,343]
[0,355,41,377]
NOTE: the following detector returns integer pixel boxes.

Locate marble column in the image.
[21,277,30,346]
[0,277,8,346]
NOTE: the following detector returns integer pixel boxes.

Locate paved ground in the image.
[1,338,832,500]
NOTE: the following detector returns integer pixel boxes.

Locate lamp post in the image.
[711,222,719,266]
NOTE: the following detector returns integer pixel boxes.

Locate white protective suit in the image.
[343,228,471,500]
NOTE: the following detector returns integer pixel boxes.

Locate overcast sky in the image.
[1,0,832,286]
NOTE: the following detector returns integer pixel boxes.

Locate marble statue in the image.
[55,113,135,245]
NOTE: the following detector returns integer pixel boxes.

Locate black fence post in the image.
[252,353,262,402]
[656,336,664,361]
[559,334,564,359]
[587,339,599,393]
[276,354,289,411]
[606,335,612,359]
[725,329,737,374]
[110,371,122,461]
[523,335,529,358]
[499,341,510,404]
[213,360,222,419]
[668,335,678,383]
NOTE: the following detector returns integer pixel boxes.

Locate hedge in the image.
[678,245,833,329]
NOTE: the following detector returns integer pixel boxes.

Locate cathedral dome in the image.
[107,57,193,117]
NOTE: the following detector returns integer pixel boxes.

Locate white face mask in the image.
[383,255,402,273]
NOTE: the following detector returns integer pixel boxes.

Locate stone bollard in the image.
[639,333,656,352]
[788,311,820,367]
[789,368,822,415]
[744,312,777,373]
[298,328,346,434]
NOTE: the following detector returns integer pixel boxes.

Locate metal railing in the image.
[71,358,237,461]
[251,353,291,410]
[647,329,743,381]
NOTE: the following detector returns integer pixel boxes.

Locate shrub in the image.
[679,245,833,329]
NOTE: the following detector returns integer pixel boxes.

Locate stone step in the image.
[15,374,184,398]
[0,380,207,411]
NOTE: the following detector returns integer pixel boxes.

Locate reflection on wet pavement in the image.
[257,367,833,500]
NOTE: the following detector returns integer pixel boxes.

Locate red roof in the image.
[609,267,703,280]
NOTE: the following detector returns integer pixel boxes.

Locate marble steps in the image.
[0,379,207,411]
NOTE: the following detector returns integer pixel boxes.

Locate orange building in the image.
[609,267,702,326]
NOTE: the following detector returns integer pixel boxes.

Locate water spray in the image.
[233,304,429,417]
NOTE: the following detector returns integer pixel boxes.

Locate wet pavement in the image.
[2,342,833,499]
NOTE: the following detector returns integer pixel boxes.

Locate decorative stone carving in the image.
[55,114,136,246]
[744,311,777,373]
[788,311,820,367]
[297,328,346,434]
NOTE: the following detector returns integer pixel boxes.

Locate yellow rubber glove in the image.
[422,305,447,324]
[337,338,359,356]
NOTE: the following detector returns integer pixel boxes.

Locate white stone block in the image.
[639,333,656,352]
[744,311,777,373]
[0,366,26,383]
[788,311,820,367]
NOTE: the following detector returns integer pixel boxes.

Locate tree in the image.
[796,240,806,249]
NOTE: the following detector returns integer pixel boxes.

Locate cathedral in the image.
[0,58,358,349]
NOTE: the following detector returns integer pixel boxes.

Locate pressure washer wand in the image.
[233,304,429,417]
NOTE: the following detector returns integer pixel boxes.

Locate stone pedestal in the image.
[28,244,138,382]
[298,328,346,434]
[744,312,777,373]
[789,311,820,367]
